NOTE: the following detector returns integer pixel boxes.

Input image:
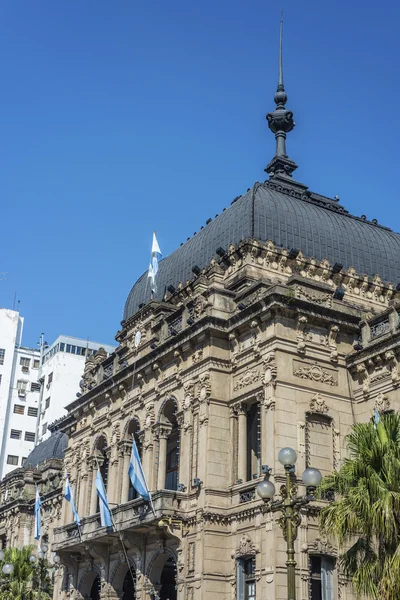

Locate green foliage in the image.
[0,546,53,600]
[319,412,400,600]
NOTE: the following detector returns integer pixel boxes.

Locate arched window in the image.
[159,399,180,491]
[122,567,136,600]
[160,557,177,600]
[89,576,101,600]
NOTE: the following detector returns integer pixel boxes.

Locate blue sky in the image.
[1,0,400,349]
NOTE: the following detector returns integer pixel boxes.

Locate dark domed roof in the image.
[124,180,400,321]
[25,430,68,468]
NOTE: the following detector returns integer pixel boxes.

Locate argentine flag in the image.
[128,438,151,501]
[64,474,81,527]
[148,232,162,294]
[34,485,41,541]
[95,470,113,529]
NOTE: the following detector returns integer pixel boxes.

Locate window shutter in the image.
[237,559,245,600]
[321,558,334,600]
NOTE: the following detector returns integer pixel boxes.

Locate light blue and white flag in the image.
[128,438,151,501]
[95,470,113,529]
[34,485,41,541]
[374,408,380,427]
[148,231,162,294]
[64,474,81,527]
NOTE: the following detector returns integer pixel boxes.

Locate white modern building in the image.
[36,335,115,443]
[0,309,41,478]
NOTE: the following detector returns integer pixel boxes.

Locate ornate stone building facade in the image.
[1,22,400,600]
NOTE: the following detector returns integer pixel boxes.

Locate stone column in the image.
[140,430,154,493]
[79,465,89,517]
[90,464,98,515]
[156,426,171,491]
[237,403,247,482]
[121,443,131,503]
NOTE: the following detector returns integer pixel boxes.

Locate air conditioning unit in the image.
[21,367,29,373]
[18,389,26,397]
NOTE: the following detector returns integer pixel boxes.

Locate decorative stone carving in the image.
[234,534,258,558]
[229,332,240,368]
[81,355,97,392]
[308,536,336,556]
[333,427,340,470]
[385,350,399,386]
[192,345,203,364]
[374,393,390,413]
[328,325,340,363]
[144,402,155,430]
[183,380,196,410]
[250,320,261,355]
[263,352,277,410]
[192,295,208,319]
[233,369,261,391]
[309,393,328,414]
[296,315,308,354]
[293,361,338,386]
[111,422,120,446]
[198,372,211,402]
[296,287,332,307]
[356,362,370,396]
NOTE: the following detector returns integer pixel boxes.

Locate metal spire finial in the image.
[278,10,284,91]
[265,11,297,178]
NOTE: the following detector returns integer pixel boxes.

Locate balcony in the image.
[52,489,187,553]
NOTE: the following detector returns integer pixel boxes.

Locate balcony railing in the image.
[53,489,186,552]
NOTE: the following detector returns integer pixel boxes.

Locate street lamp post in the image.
[256,447,322,600]
[30,542,50,598]
[0,549,15,590]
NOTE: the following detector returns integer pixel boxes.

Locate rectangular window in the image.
[31,382,41,392]
[33,359,40,369]
[10,429,22,440]
[42,423,48,435]
[48,372,53,384]
[24,432,35,442]
[21,457,27,465]
[20,357,30,368]
[60,343,65,352]
[7,455,18,466]
[13,404,25,415]
[17,380,28,390]
[45,397,50,409]
[306,414,334,476]
[0,348,5,365]
[310,556,334,600]
[246,402,261,481]
[66,344,71,353]
[237,558,255,600]
[0,374,2,387]
[28,407,38,417]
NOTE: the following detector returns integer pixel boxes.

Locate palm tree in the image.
[319,412,400,600]
[0,546,52,600]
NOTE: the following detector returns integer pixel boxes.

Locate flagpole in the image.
[130,434,157,518]
[65,472,83,543]
[94,457,136,590]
